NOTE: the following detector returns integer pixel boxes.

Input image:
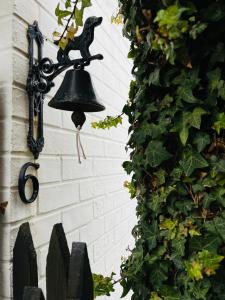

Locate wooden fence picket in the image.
[46,223,70,300]
[67,242,94,300]
[13,222,94,300]
[23,287,45,300]
[13,222,38,300]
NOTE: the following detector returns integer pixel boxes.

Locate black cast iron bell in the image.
[48,69,105,112]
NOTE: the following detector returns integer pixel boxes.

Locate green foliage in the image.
[91,115,123,129]
[185,250,224,281]
[116,0,225,299]
[124,181,136,198]
[93,273,115,298]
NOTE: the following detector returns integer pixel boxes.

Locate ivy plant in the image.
[114,1,225,299]
[54,0,225,299]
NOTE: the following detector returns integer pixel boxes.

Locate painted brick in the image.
[80,217,104,245]
[12,17,28,53]
[62,157,93,180]
[11,120,28,153]
[30,213,61,247]
[66,229,80,252]
[79,178,104,201]
[104,140,126,158]
[12,86,28,119]
[93,196,104,218]
[104,209,122,233]
[38,245,48,278]
[0,1,13,17]
[38,157,61,184]
[93,158,124,176]
[0,17,12,50]
[0,261,11,298]
[12,52,28,86]
[10,156,34,187]
[38,182,79,213]
[62,202,93,232]
[10,190,37,222]
[13,0,39,24]
[0,224,11,261]
[93,229,114,262]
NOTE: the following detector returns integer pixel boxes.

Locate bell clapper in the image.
[71,111,87,164]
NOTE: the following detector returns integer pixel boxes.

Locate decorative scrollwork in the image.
[18,162,40,204]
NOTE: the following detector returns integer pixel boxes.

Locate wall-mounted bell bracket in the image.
[19,17,105,203]
[26,17,104,159]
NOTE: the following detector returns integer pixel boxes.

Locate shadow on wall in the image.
[0,84,10,298]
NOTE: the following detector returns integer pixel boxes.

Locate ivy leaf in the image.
[154,169,166,185]
[186,260,203,281]
[52,31,61,37]
[193,132,210,152]
[212,112,225,134]
[190,107,207,129]
[58,37,69,49]
[214,216,225,242]
[66,24,78,40]
[150,292,163,300]
[55,3,71,25]
[82,0,92,8]
[177,86,199,103]
[65,0,71,8]
[190,234,222,253]
[151,263,168,289]
[189,22,208,40]
[179,148,208,176]
[149,68,160,86]
[203,193,216,208]
[207,68,221,92]
[143,222,159,250]
[172,238,186,257]
[160,94,173,109]
[175,111,191,145]
[123,161,133,175]
[92,115,122,129]
[198,250,224,277]
[93,273,115,297]
[160,285,181,300]
[75,8,84,26]
[189,279,211,300]
[173,68,200,89]
[146,141,172,167]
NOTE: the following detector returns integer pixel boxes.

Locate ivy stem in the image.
[56,0,79,44]
[112,277,122,286]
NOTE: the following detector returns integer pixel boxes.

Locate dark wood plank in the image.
[67,242,94,300]
[23,287,45,300]
[13,222,38,300]
[46,223,70,300]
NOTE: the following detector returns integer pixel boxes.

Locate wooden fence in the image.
[13,222,94,300]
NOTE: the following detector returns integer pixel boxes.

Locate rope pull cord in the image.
[71,111,87,164]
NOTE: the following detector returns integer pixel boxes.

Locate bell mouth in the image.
[48,99,105,112]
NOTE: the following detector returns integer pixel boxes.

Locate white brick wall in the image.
[0,1,136,299]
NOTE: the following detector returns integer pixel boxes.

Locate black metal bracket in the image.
[26,17,103,159]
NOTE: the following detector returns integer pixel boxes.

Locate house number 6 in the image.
[18,162,40,204]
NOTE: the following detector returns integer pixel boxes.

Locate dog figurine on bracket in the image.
[56,16,103,65]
